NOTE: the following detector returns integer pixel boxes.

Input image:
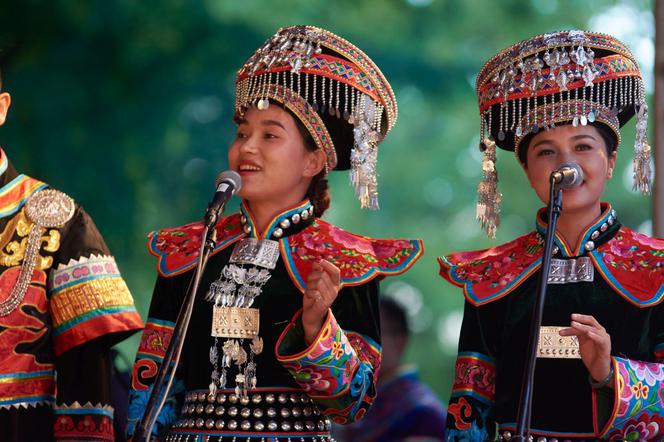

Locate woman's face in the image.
[523,124,616,215]
[228,105,324,208]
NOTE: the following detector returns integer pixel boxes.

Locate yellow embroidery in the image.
[50,278,134,327]
[0,209,60,270]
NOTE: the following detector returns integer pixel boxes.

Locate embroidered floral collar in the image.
[439,206,663,307]
[535,202,620,258]
[239,200,315,240]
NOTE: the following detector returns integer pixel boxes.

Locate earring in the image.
[476,138,502,238]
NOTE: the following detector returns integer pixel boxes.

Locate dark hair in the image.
[517,122,618,166]
[380,297,409,337]
[288,108,331,218]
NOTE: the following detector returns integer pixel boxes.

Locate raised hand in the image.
[302,259,341,345]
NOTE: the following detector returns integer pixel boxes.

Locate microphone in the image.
[551,162,583,189]
[205,170,242,227]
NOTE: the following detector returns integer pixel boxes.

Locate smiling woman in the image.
[126,26,423,442]
[438,31,664,441]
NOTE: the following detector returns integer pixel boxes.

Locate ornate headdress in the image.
[474,30,651,237]
[235,25,398,209]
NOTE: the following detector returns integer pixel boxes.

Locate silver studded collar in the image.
[239,200,315,240]
[535,203,619,258]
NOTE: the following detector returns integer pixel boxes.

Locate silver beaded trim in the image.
[0,189,74,317]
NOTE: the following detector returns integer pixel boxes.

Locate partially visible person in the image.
[126,25,423,442]
[0,56,144,441]
[335,297,447,441]
[440,31,663,441]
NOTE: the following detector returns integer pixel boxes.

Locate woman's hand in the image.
[559,313,613,384]
[302,259,341,345]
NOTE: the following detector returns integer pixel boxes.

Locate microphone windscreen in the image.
[216,170,242,193]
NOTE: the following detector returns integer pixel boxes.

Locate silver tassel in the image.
[350,94,381,209]
[476,138,502,238]
[633,103,652,194]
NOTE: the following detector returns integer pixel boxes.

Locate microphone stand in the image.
[133,204,226,442]
[513,175,563,441]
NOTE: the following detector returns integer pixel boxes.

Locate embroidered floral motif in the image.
[132,319,175,391]
[276,310,378,424]
[441,224,663,307]
[439,231,543,306]
[599,357,664,440]
[150,211,423,288]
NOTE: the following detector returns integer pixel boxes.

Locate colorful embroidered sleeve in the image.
[594,305,664,441]
[447,301,497,441]
[127,276,186,441]
[49,206,143,356]
[275,282,381,425]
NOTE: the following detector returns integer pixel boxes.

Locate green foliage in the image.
[0,0,653,404]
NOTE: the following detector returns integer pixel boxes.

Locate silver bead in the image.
[243,224,252,234]
[281,421,292,431]
[195,404,204,414]
[301,209,309,220]
[240,395,249,405]
[267,420,278,431]
[294,421,304,431]
[227,419,238,430]
[187,404,195,414]
[195,418,205,428]
[216,393,226,404]
[253,408,263,418]
[206,393,216,403]
[292,213,301,224]
[585,241,595,251]
[241,215,247,224]
[265,394,275,404]
[552,246,559,256]
[537,437,547,442]
[607,216,614,226]
[600,222,608,232]
[215,419,225,430]
[267,407,277,418]
[280,218,291,229]
[205,419,215,429]
[591,230,600,240]
[240,407,250,418]
[228,406,238,417]
[305,420,315,431]
[281,407,291,418]
[503,431,512,441]
[197,392,207,402]
[292,407,301,417]
[273,228,283,238]
[228,394,238,403]
[251,394,262,404]
[241,420,251,430]
[215,406,225,416]
[290,393,299,403]
[254,421,265,431]
[278,394,288,404]
[303,407,312,417]
[205,404,214,414]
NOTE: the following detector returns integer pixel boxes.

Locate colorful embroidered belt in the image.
[166,389,333,441]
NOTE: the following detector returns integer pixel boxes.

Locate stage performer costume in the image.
[127,25,423,442]
[439,31,663,441]
[0,148,144,441]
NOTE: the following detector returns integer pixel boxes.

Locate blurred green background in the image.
[0,0,655,405]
